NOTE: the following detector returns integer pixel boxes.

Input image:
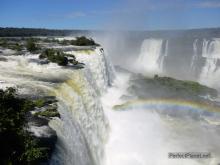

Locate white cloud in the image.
[66,12,86,19]
[196,1,220,8]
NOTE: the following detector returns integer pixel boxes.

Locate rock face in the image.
[26,96,60,164]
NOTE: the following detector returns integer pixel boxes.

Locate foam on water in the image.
[0,47,115,165]
[102,71,220,165]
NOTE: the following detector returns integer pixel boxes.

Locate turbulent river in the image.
[1,37,220,165]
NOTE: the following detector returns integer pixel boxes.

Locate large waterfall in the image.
[50,48,115,165]
[199,38,220,88]
[99,37,220,165]
[135,39,167,75]
[135,37,220,89]
[1,35,220,165]
[0,47,115,165]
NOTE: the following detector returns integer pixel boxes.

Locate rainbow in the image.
[113,98,220,113]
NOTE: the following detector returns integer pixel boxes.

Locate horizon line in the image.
[1,26,220,32]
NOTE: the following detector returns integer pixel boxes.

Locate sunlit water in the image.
[102,71,220,165]
[1,36,220,165]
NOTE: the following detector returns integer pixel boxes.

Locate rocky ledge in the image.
[0,88,60,165]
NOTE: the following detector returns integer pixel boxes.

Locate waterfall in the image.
[134,37,220,88]
[50,70,109,165]
[136,39,163,74]
[49,47,115,165]
[159,40,168,70]
[65,48,115,93]
[199,38,220,88]
[0,47,115,165]
[135,39,166,75]
[191,39,199,71]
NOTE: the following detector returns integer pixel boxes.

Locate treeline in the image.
[0,27,90,37]
[1,27,220,38]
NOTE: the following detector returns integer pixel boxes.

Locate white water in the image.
[135,39,165,75]
[191,39,199,71]
[1,38,220,165]
[65,47,115,92]
[100,38,220,164]
[50,70,109,165]
[199,38,220,89]
[135,37,220,89]
[102,71,220,165]
[49,47,115,165]
[159,40,168,71]
[0,47,114,165]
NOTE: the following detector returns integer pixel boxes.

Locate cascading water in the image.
[135,37,220,89]
[101,69,220,165]
[135,39,165,75]
[50,70,109,165]
[159,40,168,71]
[0,47,115,165]
[49,48,115,165]
[199,38,220,89]
[191,39,199,71]
[65,48,115,92]
[101,37,220,165]
[1,35,220,165]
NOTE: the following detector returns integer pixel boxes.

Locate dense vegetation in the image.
[39,49,79,66]
[1,27,220,39]
[70,36,99,46]
[0,88,48,165]
[59,36,99,46]
[129,75,218,101]
[152,75,218,97]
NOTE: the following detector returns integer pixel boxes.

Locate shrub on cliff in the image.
[70,36,99,46]
[0,88,48,165]
[26,38,39,52]
[40,49,78,66]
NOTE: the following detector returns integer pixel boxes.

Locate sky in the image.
[1,0,220,30]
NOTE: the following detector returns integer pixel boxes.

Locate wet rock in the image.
[26,96,60,164]
[0,56,8,61]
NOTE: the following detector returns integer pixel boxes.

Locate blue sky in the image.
[1,0,220,30]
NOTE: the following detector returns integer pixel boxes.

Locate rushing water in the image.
[101,70,220,165]
[1,36,220,165]
[101,37,220,165]
[134,37,220,89]
[49,48,115,165]
[0,47,114,165]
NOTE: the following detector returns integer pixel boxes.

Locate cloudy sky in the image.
[1,0,220,30]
